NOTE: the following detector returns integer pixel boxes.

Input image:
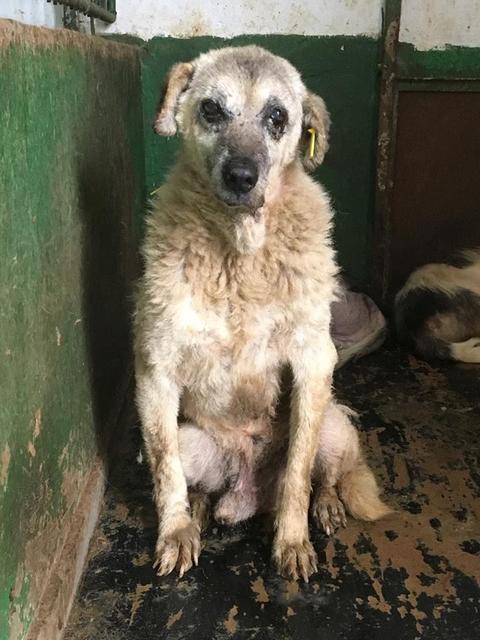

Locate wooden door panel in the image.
[390,91,480,293]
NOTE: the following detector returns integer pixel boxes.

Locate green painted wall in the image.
[397,42,480,80]
[0,21,144,639]
[141,35,381,286]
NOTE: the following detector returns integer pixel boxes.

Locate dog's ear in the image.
[153,62,195,136]
[301,92,330,171]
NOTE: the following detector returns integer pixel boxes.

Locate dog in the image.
[134,46,390,582]
[395,250,480,363]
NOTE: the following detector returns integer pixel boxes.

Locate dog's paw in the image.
[273,538,318,582]
[312,490,347,536]
[153,521,201,578]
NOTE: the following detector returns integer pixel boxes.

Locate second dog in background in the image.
[395,250,480,363]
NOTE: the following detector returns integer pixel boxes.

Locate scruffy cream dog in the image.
[134,46,389,582]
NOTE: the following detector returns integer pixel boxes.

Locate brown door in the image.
[389,90,480,295]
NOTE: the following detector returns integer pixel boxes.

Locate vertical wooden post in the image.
[373,0,402,304]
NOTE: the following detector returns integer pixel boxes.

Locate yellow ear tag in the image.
[307,128,316,159]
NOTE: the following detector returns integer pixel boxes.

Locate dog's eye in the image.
[200,99,224,124]
[266,106,288,136]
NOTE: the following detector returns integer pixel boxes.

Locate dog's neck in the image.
[169,154,303,255]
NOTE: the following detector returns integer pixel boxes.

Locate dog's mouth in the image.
[219,191,265,213]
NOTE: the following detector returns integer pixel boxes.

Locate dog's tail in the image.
[338,458,392,522]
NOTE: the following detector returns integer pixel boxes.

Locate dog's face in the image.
[153,46,330,250]
[184,65,301,211]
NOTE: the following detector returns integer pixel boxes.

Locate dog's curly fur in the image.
[134,46,390,582]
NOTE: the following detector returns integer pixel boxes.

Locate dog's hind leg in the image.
[310,403,348,535]
[311,403,391,534]
[189,491,210,532]
[179,423,261,526]
[311,456,347,536]
[178,423,229,493]
[214,458,259,525]
[178,423,229,551]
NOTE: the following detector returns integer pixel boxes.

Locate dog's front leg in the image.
[273,333,337,581]
[137,366,200,577]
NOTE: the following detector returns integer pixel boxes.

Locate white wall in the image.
[1,0,63,28]
[99,0,383,40]
[400,0,480,50]
[3,1,479,50]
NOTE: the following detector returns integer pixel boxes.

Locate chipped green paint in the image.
[141,35,381,286]
[0,21,144,639]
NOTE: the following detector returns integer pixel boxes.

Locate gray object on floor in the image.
[331,286,387,368]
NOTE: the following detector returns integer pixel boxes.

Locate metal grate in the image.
[47,1,116,26]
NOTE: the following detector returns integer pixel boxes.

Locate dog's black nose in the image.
[222,157,258,195]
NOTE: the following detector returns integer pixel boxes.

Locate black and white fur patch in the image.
[395,250,480,363]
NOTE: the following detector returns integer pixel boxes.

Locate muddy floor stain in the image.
[224,605,239,634]
[128,584,152,625]
[251,576,269,603]
[166,609,183,629]
[63,345,480,640]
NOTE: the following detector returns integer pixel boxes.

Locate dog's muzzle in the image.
[222,156,259,196]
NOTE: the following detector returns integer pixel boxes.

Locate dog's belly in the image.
[179,342,280,418]
[176,303,288,443]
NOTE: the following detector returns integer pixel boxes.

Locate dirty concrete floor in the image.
[64,344,480,640]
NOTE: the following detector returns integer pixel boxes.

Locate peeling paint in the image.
[166,609,183,629]
[284,580,300,602]
[228,565,241,575]
[33,408,42,439]
[113,502,130,522]
[132,551,151,567]
[8,605,25,640]
[223,605,239,634]
[250,576,269,603]
[61,467,85,501]
[128,583,152,625]
[1,444,11,487]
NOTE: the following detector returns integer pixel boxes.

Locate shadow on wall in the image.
[76,63,142,458]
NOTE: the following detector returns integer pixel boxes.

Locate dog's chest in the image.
[176,293,288,390]
[179,247,297,353]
